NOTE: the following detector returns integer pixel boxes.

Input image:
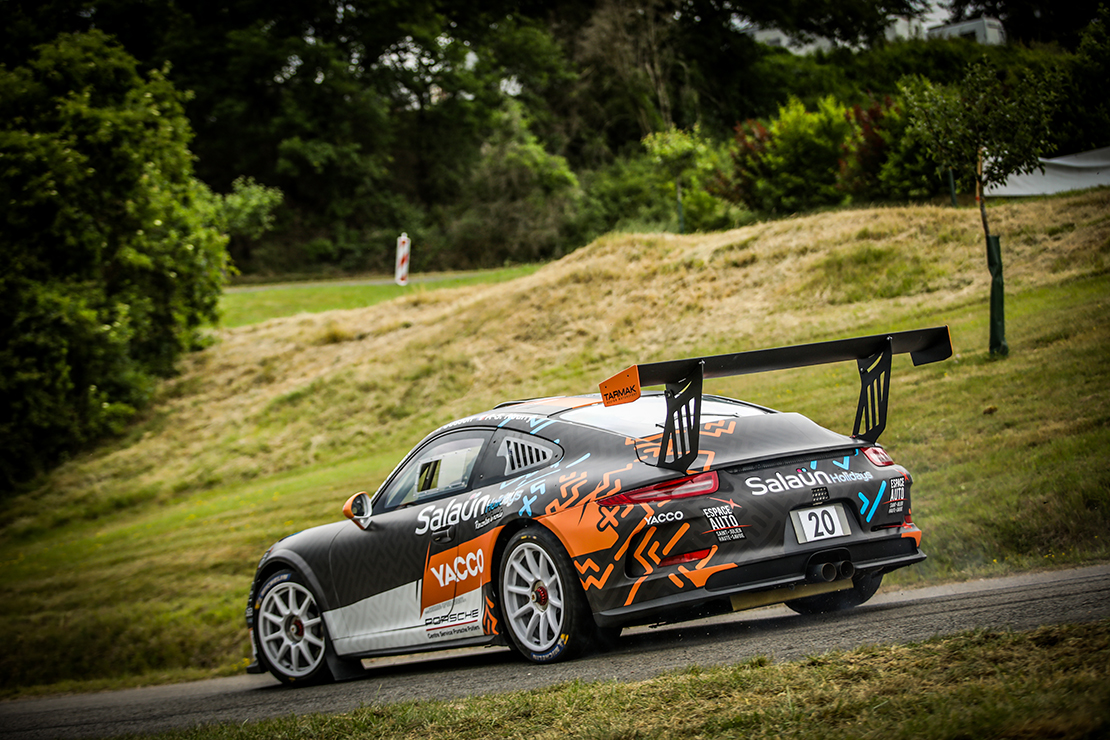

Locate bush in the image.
[720,96,851,214]
[839,97,947,202]
[0,31,232,489]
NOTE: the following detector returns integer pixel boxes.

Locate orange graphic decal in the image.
[482,595,499,636]
[702,420,737,437]
[677,546,737,588]
[633,526,657,576]
[663,522,690,555]
[600,366,641,407]
[577,560,615,590]
[421,528,500,612]
[625,575,648,605]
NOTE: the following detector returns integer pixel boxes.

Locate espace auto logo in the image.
[429,550,485,588]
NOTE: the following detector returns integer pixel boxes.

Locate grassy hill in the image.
[2,190,1108,695]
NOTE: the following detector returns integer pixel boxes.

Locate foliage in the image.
[1053,5,1110,154]
[838,97,946,202]
[901,58,1061,235]
[0,31,232,489]
[442,101,583,265]
[719,96,852,214]
[948,0,1105,48]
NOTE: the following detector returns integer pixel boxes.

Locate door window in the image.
[377,434,490,512]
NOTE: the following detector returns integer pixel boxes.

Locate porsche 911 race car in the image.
[246,328,952,685]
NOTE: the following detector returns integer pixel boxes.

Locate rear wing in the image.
[598,327,952,472]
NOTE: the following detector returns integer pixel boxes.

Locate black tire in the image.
[254,569,334,686]
[498,527,598,663]
[785,570,884,615]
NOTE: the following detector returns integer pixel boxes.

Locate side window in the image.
[471,431,564,488]
[377,434,490,512]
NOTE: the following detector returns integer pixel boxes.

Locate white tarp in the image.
[987,146,1110,196]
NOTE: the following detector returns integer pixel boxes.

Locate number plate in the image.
[790,504,851,544]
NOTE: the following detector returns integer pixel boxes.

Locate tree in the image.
[947,0,1104,49]
[642,125,710,233]
[0,31,234,488]
[901,59,1059,355]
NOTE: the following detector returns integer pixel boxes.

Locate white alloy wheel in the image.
[257,578,328,680]
[502,541,567,653]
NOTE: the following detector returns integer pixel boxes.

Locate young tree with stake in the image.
[901,59,1059,356]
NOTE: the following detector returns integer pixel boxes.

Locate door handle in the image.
[431,525,456,544]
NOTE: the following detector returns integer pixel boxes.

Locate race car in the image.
[245,327,952,685]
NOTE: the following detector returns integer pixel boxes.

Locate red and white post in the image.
[395,232,410,286]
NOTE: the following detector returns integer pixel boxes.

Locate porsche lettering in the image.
[425,608,480,627]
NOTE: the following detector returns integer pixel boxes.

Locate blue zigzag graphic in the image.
[856,481,887,523]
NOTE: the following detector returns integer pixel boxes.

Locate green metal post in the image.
[986,234,1008,356]
[948,169,958,207]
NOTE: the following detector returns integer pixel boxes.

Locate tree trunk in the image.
[676,175,684,234]
[978,155,1008,356]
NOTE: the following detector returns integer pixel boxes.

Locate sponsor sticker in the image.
[701,505,746,542]
[887,476,906,515]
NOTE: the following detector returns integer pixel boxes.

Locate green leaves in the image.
[0,31,233,489]
[901,58,1061,192]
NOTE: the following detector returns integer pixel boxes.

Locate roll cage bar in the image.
[598,327,953,472]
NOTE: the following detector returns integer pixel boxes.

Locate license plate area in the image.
[790,504,852,544]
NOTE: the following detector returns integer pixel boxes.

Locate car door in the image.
[324,430,493,656]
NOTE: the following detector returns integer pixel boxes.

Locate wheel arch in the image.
[254,551,334,614]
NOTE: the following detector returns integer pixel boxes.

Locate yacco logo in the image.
[644,510,684,525]
[745,469,873,495]
[429,550,485,588]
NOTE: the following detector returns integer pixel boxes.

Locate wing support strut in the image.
[598,327,952,471]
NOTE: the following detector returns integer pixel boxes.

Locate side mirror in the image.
[343,491,373,530]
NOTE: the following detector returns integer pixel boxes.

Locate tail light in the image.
[862,446,894,466]
[658,548,711,568]
[598,471,719,506]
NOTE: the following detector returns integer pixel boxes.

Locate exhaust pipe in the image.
[837,561,855,580]
[807,562,838,582]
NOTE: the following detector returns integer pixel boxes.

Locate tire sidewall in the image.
[254,568,333,686]
[498,527,590,663]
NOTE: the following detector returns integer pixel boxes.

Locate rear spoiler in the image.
[599,327,952,472]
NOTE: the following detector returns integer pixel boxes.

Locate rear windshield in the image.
[558,394,768,438]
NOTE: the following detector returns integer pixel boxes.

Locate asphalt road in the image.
[4,564,1109,740]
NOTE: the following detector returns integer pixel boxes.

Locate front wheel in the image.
[499,528,597,663]
[785,569,884,615]
[255,570,334,685]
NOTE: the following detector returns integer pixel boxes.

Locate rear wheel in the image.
[499,528,597,663]
[785,570,884,615]
[255,570,334,685]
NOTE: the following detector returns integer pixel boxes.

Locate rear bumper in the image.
[593,535,923,627]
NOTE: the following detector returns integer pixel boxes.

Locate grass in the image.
[123,621,1110,739]
[2,189,1109,697]
[218,266,541,328]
